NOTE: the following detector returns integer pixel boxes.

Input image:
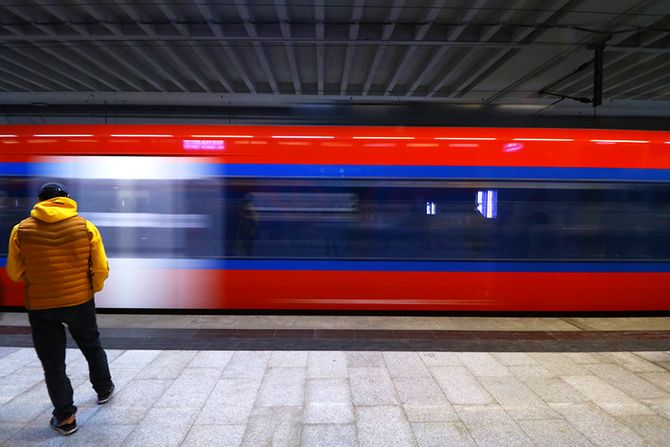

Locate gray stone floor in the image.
[1,314,670,446]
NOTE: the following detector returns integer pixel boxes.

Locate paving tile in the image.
[0,348,38,378]
[393,377,458,422]
[181,424,246,447]
[86,405,151,426]
[562,375,655,416]
[152,368,218,409]
[0,423,27,444]
[109,350,161,370]
[305,379,354,424]
[619,414,670,447]
[479,376,559,420]
[517,418,594,447]
[256,367,305,407]
[383,352,431,378]
[0,366,44,405]
[0,347,19,360]
[134,350,196,380]
[1,422,68,447]
[509,364,554,381]
[221,351,270,379]
[0,381,51,424]
[604,352,666,372]
[195,378,261,425]
[551,402,648,447]
[523,377,588,403]
[308,351,348,379]
[241,406,302,447]
[633,351,670,363]
[103,379,172,410]
[641,398,670,419]
[60,424,135,447]
[269,351,309,367]
[411,421,476,447]
[562,352,613,364]
[349,367,398,406]
[302,424,358,447]
[528,353,590,376]
[187,350,234,369]
[454,404,534,447]
[430,366,494,405]
[346,352,385,368]
[418,352,462,367]
[121,407,196,447]
[491,353,538,366]
[639,372,670,393]
[356,406,416,447]
[585,363,669,400]
[457,353,510,377]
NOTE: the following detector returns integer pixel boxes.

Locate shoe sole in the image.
[51,424,78,436]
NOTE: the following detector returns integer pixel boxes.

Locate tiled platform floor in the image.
[1,313,669,446]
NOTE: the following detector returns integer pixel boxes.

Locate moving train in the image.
[1,125,669,311]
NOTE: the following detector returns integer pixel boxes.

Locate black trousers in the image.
[28,298,113,423]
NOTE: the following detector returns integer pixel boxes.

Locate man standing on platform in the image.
[6,182,114,436]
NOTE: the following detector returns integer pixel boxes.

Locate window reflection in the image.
[1,176,668,261]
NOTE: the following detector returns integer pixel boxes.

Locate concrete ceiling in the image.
[0,0,669,124]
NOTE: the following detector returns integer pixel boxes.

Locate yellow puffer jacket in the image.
[7,197,109,310]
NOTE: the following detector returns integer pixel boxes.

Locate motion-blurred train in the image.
[1,125,669,311]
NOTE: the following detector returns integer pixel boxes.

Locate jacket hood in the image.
[31,197,78,223]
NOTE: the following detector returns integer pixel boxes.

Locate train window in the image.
[0,178,33,256]
[2,176,669,262]
[223,179,670,261]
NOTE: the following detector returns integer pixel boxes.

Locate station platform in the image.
[1,312,669,446]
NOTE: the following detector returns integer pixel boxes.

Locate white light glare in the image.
[33,134,94,137]
[425,202,436,215]
[191,134,253,138]
[110,134,173,137]
[434,137,496,141]
[0,134,17,137]
[271,135,334,139]
[513,138,574,142]
[353,136,415,140]
[590,139,649,144]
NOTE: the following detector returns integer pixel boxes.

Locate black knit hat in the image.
[38,182,70,201]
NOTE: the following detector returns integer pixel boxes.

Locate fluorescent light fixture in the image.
[191,134,253,138]
[590,139,649,144]
[353,136,415,140]
[435,137,496,141]
[110,134,173,137]
[33,134,94,137]
[271,135,334,139]
[513,138,574,142]
[0,134,17,137]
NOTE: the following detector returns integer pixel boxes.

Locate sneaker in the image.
[50,415,77,436]
[97,384,115,404]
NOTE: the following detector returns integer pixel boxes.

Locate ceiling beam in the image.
[196,2,256,93]
[405,0,487,96]
[427,0,524,96]
[112,0,201,92]
[315,0,325,95]
[362,0,405,95]
[383,0,449,95]
[235,2,279,93]
[482,0,661,104]
[275,0,301,94]
[340,0,365,95]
